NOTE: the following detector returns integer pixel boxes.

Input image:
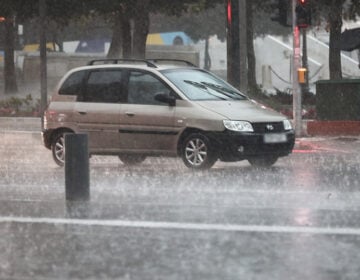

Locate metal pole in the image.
[39,0,47,131]
[239,0,247,93]
[292,0,302,137]
[301,28,310,93]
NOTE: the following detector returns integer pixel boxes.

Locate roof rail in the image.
[87,59,157,68]
[148,59,196,67]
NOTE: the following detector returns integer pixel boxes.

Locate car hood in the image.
[195,100,287,122]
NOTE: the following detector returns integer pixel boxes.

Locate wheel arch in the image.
[50,127,75,148]
[176,127,220,156]
[177,128,202,156]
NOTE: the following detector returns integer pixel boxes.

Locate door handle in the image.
[78,111,87,115]
[125,112,135,117]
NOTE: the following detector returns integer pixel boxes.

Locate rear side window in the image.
[84,69,123,103]
[59,71,86,96]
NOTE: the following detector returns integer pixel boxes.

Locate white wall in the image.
[194,33,360,93]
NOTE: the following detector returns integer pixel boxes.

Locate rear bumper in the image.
[209,130,295,161]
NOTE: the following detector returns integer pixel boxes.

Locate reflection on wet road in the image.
[1,131,360,279]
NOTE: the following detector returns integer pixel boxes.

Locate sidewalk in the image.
[0,117,41,131]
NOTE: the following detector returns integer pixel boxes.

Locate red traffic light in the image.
[227,0,232,26]
[0,17,5,22]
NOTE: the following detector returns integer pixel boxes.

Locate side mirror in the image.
[154,92,176,106]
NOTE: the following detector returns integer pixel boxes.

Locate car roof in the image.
[89,58,196,67]
[75,58,197,71]
[66,64,199,76]
[65,59,199,76]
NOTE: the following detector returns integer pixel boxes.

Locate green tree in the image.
[150,1,224,70]
[327,0,344,79]
[309,0,345,80]
[0,0,35,93]
[251,0,360,82]
[309,0,360,79]
[0,0,87,94]
[89,0,217,59]
[3,17,18,93]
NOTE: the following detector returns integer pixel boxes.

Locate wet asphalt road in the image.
[1,128,360,279]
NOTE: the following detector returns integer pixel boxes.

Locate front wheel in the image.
[248,156,278,167]
[119,154,146,165]
[181,133,217,169]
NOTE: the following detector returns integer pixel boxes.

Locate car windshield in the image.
[162,69,247,101]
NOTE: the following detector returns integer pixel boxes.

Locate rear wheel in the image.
[119,154,146,165]
[181,133,217,169]
[51,131,71,167]
[248,156,278,167]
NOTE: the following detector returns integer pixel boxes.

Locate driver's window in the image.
[127,71,169,105]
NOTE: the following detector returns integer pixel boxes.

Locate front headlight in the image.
[223,120,254,132]
[283,119,293,130]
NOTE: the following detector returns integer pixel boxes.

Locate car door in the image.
[73,69,124,152]
[119,70,178,153]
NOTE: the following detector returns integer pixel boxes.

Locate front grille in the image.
[252,122,284,133]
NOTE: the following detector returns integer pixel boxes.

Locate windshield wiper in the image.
[184,80,207,89]
[201,82,246,100]
[184,80,227,100]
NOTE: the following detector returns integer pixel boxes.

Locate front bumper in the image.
[209,130,295,161]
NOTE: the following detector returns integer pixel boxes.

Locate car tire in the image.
[181,133,217,169]
[119,155,146,165]
[51,131,70,167]
[248,156,278,167]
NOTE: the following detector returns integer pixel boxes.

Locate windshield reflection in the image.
[162,69,247,101]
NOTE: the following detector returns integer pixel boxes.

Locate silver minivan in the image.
[42,59,295,169]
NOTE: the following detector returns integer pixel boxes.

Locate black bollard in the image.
[66,201,90,218]
[65,133,90,201]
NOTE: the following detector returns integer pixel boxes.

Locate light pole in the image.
[39,0,47,130]
[301,28,310,93]
[292,0,303,137]
[239,0,247,93]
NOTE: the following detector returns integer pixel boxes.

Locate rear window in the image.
[84,69,124,103]
[59,71,86,96]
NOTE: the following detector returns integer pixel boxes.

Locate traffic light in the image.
[296,0,311,28]
[270,0,291,27]
[227,0,232,27]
